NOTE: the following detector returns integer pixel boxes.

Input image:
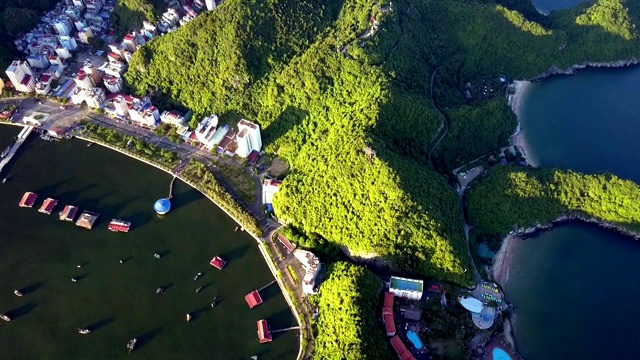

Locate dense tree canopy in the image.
[313,262,391,359]
[466,166,640,236]
[112,0,165,37]
[124,0,640,286]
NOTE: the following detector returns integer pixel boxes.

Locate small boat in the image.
[0,314,10,322]
[2,178,6,184]
[195,287,203,293]
[156,287,164,294]
[86,143,93,147]
[210,296,218,308]
[127,338,137,353]
[78,328,90,334]
[193,272,202,281]
[13,290,23,297]
[71,277,78,283]
[153,253,161,259]
[186,313,192,322]
[1,145,11,158]
[234,226,239,232]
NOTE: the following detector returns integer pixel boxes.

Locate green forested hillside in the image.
[124,0,640,286]
[312,262,391,359]
[112,0,165,36]
[466,166,640,236]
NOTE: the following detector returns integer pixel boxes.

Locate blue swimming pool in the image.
[406,331,423,349]
[492,347,512,360]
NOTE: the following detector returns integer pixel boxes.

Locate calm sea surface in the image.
[0,126,297,360]
[510,66,640,359]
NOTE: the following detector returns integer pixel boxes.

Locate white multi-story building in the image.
[58,35,78,51]
[65,6,81,21]
[84,0,103,12]
[122,34,136,52]
[53,16,72,36]
[103,75,123,93]
[235,119,262,158]
[72,0,85,11]
[85,87,105,108]
[74,19,88,31]
[26,55,50,69]
[35,73,53,95]
[56,47,71,59]
[193,114,219,149]
[293,249,322,294]
[160,111,187,127]
[48,54,64,69]
[99,60,126,78]
[130,103,159,128]
[74,68,93,90]
[6,60,35,93]
[205,0,216,11]
[162,9,179,27]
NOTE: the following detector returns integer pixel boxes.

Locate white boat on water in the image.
[1,145,11,158]
[78,328,90,334]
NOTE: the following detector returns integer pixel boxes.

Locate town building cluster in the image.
[3,0,266,157]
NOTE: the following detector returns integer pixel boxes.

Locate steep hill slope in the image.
[124,0,640,285]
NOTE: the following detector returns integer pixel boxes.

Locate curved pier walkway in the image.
[0,126,34,175]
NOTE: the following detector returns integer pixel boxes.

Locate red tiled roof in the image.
[278,235,296,253]
[384,291,395,308]
[390,336,410,359]
[40,74,51,82]
[257,319,272,343]
[19,192,37,207]
[245,290,263,309]
[383,313,396,336]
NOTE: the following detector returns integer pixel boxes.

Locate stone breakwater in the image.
[532,59,640,80]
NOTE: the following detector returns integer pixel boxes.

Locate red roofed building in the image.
[383,311,396,336]
[245,290,263,309]
[257,319,272,343]
[209,256,226,270]
[384,291,394,308]
[390,336,414,359]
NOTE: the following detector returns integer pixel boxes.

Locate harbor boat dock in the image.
[0,126,34,176]
[38,198,59,215]
[18,192,37,208]
[59,205,79,221]
[75,211,99,229]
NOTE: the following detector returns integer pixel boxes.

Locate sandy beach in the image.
[509,80,539,167]
[491,233,519,288]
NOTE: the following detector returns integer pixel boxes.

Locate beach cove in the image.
[0,126,298,359]
[494,66,640,359]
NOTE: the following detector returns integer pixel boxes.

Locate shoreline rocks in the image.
[531,59,640,81]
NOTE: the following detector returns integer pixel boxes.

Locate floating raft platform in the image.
[245,290,264,309]
[59,205,79,221]
[108,219,131,233]
[75,211,99,229]
[209,256,227,270]
[19,192,37,208]
[257,319,272,343]
[38,198,58,215]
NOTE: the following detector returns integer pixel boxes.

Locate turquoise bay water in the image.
[0,127,297,359]
[511,66,640,359]
[531,0,587,14]
[492,347,512,360]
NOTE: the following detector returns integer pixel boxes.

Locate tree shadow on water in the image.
[7,302,37,320]
[170,188,201,212]
[224,245,250,262]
